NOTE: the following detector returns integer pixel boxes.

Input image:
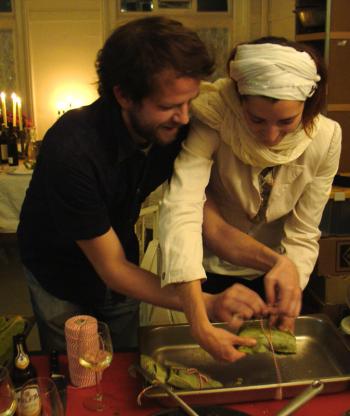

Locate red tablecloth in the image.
[31,353,350,416]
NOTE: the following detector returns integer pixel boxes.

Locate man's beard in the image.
[128,109,180,147]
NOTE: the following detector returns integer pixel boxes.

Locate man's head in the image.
[96,16,214,103]
[116,68,201,146]
[96,16,214,146]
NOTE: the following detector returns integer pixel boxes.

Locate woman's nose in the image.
[261,125,281,145]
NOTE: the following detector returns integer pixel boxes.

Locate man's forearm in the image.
[103,259,186,310]
[175,280,212,333]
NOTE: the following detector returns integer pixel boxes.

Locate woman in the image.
[159,37,341,344]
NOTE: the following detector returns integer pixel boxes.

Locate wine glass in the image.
[78,320,117,412]
[18,377,64,416]
[0,366,17,416]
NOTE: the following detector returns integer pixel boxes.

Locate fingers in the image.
[213,283,268,323]
[264,258,302,324]
[233,335,256,347]
[210,334,257,362]
[194,325,256,362]
[277,316,296,332]
[229,313,246,332]
[211,346,246,362]
[279,285,302,317]
[264,275,277,307]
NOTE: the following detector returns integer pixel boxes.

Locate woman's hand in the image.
[208,283,269,326]
[264,255,302,331]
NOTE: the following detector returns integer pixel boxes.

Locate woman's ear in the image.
[113,86,132,110]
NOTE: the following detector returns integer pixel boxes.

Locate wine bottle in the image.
[16,128,26,160]
[11,335,37,390]
[7,124,19,167]
[0,124,8,164]
[17,384,41,416]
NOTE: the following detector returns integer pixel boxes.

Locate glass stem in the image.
[95,371,103,402]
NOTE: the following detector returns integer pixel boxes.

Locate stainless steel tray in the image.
[138,314,350,406]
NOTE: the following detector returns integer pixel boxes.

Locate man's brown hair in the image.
[96,16,215,103]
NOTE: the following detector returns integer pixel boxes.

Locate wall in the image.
[18,0,104,139]
[268,0,295,39]
[10,0,294,137]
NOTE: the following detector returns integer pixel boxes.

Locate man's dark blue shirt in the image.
[17,97,186,305]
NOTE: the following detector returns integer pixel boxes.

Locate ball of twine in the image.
[64,315,98,387]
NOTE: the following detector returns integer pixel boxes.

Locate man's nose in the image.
[173,103,190,125]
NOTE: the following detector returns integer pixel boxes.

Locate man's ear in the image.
[113,86,132,110]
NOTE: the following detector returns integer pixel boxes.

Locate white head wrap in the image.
[229,43,321,101]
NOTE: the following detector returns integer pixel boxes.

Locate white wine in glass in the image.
[78,320,117,412]
[0,366,17,416]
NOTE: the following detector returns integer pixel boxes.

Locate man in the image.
[18,16,268,360]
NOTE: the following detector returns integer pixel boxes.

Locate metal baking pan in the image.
[138,314,350,406]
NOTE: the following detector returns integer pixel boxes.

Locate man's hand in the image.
[196,283,269,362]
[190,321,257,362]
[178,281,267,362]
[264,255,302,332]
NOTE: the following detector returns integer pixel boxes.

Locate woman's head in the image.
[227,36,327,138]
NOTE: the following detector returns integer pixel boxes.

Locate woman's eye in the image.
[250,117,264,124]
[279,119,294,126]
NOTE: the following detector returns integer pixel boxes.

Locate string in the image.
[171,367,209,390]
[137,383,160,406]
[259,319,283,400]
[136,367,209,406]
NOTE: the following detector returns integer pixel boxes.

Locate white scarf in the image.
[191,78,319,168]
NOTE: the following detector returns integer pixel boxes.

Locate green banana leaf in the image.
[238,323,297,355]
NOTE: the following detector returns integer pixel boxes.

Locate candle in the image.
[0,92,7,127]
[17,97,23,130]
[11,92,17,127]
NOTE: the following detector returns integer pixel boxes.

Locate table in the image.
[0,165,32,233]
[31,353,350,416]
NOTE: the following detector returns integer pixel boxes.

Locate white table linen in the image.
[0,166,32,233]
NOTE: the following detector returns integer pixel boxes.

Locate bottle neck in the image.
[15,341,30,370]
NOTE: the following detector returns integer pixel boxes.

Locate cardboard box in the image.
[317,236,350,276]
[308,274,350,305]
[304,288,348,326]
[308,236,350,305]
